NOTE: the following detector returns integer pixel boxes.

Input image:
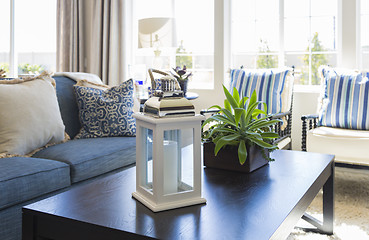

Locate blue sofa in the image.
[0,76,136,240]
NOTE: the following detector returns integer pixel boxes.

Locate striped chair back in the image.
[229,68,292,114]
[319,66,369,130]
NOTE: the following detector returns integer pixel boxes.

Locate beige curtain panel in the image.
[56,0,84,72]
[57,0,127,85]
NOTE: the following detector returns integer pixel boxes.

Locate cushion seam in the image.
[71,144,136,167]
[0,165,70,183]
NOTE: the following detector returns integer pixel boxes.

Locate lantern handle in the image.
[148,68,170,90]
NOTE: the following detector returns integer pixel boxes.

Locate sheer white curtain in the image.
[57,0,129,85]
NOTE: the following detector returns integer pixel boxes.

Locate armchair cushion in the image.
[319,66,369,130]
[229,68,292,114]
[307,126,369,166]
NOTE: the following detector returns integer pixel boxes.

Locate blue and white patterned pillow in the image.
[74,79,136,138]
[319,66,369,130]
[229,68,290,114]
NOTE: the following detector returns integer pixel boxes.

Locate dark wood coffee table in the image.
[22,150,334,240]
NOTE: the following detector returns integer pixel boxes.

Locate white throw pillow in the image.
[53,72,103,85]
[0,72,66,155]
[280,71,294,113]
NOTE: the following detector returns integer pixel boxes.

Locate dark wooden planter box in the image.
[203,142,269,173]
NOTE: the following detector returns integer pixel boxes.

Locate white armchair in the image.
[301,66,369,168]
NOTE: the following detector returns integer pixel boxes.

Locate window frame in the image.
[131,0,215,90]
[128,0,363,93]
[9,0,16,77]
[4,0,56,78]
[230,0,338,86]
[358,0,369,69]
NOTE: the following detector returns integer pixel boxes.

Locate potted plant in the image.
[170,65,192,96]
[202,85,281,173]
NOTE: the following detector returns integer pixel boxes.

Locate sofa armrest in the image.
[301,114,319,151]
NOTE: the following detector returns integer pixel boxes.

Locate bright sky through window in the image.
[233,0,337,53]
[0,0,56,76]
[0,0,55,53]
[15,0,56,52]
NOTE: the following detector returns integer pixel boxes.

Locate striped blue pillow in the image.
[229,68,290,114]
[319,67,369,130]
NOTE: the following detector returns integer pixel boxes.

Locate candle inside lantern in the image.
[163,140,178,194]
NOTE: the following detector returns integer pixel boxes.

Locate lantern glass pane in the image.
[179,128,194,191]
[163,128,194,195]
[143,127,153,192]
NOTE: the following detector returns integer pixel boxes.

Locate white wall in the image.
[290,90,320,150]
[338,0,359,68]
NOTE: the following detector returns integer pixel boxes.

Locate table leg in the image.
[301,163,334,235]
[22,211,35,240]
[322,163,334,234]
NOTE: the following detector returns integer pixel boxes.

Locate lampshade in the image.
[138,17,177,49]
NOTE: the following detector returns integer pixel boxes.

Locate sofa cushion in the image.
[53,73,105,139]
[0,157,70,210]
[229,68,291,114]
[53,76,82,139]
[307,126,369,166]
[74,79,136,138]
[0,73,66,156]
[32,137,136,183]
[318,66,369,130]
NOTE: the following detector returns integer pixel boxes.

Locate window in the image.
[0,0,56,78]
[133,0,214,89]
[231,0,279,69]
[0,1,11,76]
[231,0,337,85]
[361,0,369,69]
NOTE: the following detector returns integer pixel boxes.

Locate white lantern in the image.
[132,113,206,212]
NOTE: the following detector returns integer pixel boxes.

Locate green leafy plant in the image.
[18,63,44,75]
[202,86,281,165]
[256,39,278,69]
[0,63,9,75]
[301,32,328,85]
[170,65,192,82]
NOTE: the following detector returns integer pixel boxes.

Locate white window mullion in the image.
[9,0,17,77]
[214,0,229,89]
[279,0,285,67]
[253,0,257,68]
[356,0,361,69]
[308,0,312,85]
[339,0,358,68]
